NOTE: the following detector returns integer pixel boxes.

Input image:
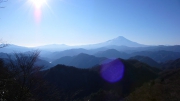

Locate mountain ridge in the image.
[11,36,147,51]
[52,53,106,68]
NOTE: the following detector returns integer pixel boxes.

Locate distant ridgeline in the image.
[1,36,180,100]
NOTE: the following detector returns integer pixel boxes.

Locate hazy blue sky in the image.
[0,0,180,47]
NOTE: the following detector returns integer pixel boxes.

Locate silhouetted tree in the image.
[0,0,8,3]
[0,50,60,101]
[0,0,8,8]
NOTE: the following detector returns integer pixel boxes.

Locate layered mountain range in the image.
[0,36,150,52]
[1,36,180,100]
[0,36,180,70]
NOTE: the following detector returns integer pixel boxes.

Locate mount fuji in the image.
[78,36,147,49]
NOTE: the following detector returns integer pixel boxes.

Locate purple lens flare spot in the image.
[100,59,124,83]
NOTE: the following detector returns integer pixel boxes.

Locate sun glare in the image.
[29,0,48,23]
[30,0,46,8]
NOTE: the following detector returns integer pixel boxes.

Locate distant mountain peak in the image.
[34,44,71,51]
[107,36,127,41]
[116,36,127,39]
[113,36,129,41]
[101,36,146,47]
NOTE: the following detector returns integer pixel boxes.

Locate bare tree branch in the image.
[0,0,8,3]
[5,50,43,101]
[1,50,60,100]
[0,0,8,8]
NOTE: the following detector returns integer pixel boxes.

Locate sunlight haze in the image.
[0,0,180,47]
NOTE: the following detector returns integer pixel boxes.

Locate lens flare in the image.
[34,8,41,23]
[100,59,124,83]
[29,0,47,23]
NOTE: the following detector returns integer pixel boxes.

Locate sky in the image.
[0,0,180,47]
